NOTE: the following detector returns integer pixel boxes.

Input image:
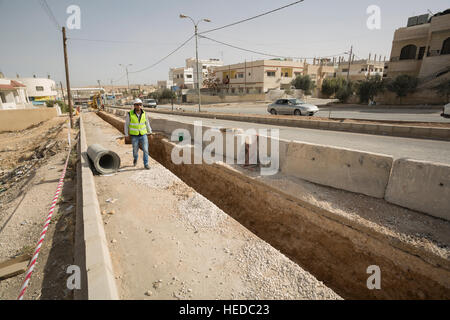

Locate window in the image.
[231,88,235,93]
[237,73,244,78]
[441,38,450,55]
[266,71,276,77]
[0,92,6,103]
[186,74,192,78]
[342,68,348,72]
[418,46,426,60]
[36,86,44,91]
[399,44,417,60]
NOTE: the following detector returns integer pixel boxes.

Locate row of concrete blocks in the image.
[106,108,450,222]
[123,107,450,141]
[77,115,119,299]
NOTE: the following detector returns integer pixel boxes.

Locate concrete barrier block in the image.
[430,128,449,140]
[385,159,450,221]
[392,126,412,136]
[281,142,394,198]
[410,126,431,138]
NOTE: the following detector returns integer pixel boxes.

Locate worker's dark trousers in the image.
[131,135,149,166]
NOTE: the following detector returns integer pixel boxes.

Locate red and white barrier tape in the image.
[17,120,72,300]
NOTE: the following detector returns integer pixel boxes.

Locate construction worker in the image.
[124,98,152,169]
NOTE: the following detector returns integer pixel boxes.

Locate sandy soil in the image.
[0,117,78,300]
[82,112,340,300]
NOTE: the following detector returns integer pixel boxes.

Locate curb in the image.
[75,115,119,300]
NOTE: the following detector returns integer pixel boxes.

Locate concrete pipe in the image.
[87,144,121,175]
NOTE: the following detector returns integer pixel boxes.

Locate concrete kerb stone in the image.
[78,115,119,300]
[385,158,450,221]
[281,141,394,198]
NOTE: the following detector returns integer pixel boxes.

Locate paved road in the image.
[156,103,449,123]
[148,112,450,165]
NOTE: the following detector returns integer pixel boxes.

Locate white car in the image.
[143,99,157,108]
[441,103,450,118]
[268,98,319,116]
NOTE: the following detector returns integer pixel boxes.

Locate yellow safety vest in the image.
[129,109,148,136]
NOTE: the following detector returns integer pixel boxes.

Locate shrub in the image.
[356,75,385,103]
[386,75,418,102]
[291,75,316,95]
[321,77,347,98]
[433,79,450,103]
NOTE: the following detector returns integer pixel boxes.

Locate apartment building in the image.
[335,58,385,81]
[212,59,336,94]
[385,9,450,79]
[169,58,223,89]
[169,66,194,89]
[185,58,223,87]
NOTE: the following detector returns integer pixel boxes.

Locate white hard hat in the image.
[133,98,143,104]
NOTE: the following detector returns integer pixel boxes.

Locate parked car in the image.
[441,103,450,118]
[267,98,319,116]
[143,98,157,108]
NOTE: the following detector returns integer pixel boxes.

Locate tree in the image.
[356,75,385,103]
[291,75,316,95]
[203,70,221,93]
[433,79,450,103]
[386,74,418,103]
[159,88,176,100]
[321,77,347,98]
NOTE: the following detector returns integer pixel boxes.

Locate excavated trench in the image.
[96,111,450,300]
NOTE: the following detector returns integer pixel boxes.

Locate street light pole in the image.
[180,14,211,113]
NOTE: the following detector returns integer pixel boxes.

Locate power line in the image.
[68,37,191,46]
[200,0,304,34]
[128,34,195,74]
[199,35,345,60]
[39,0,61,31]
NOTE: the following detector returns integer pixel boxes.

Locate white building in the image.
[169,66,194,89]
[0,79,30,110]
[157,80,174,90]
[185,58,223,87]
[17,78,58,105]
[169,58,223,89]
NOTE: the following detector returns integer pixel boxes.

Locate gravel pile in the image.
[235,241,341,300]
[131,166,182,189]
[177,193,227,231]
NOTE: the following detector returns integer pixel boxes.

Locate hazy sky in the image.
[0,0,448,86]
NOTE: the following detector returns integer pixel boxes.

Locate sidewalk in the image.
[82,112,340,300]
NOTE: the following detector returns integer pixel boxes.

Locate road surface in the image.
[156,103,449,123]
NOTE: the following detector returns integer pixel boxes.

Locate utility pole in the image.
[60,81,66,105]
[62,27,73,128]
[180,14,211,113]
[346,45,353,83]
[119,64,132,93]
[194,24,201,112]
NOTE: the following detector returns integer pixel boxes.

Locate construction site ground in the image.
[0,116,78,300]
[98,109,450,299]
[82,112,340,300]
